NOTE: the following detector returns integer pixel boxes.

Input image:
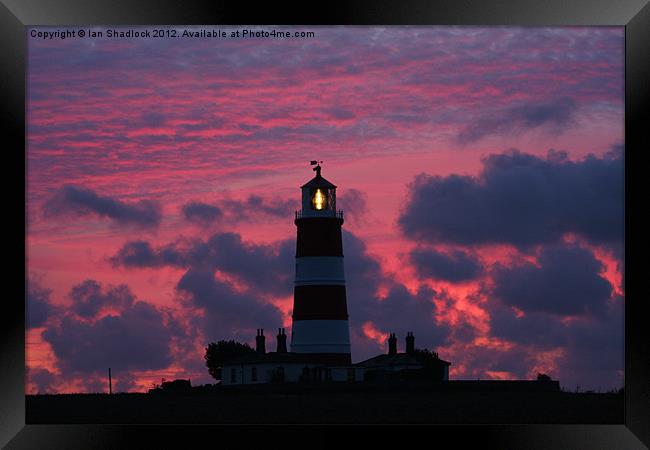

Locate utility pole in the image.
[108,368,112,394]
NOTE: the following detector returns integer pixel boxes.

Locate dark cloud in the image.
[27,120,102,136]
[113,377,137,393]
[486,298,623,390]
[491,245,612,317]
[28,280,190,391]
[81,377,112,394]
[338,188,368,225]
[324,107,356,120]
[68,279,135,318]
[109,240,187,268]
[489,303,566,348]
[43,291,181,373]
[110,229,450,359]
[26,280,54,328]
[341,230,382,291]
[197,233,294,297]
[110,232,291,354]
[398,148,623,250]
[111,232,294,297]
[452,294,623,390]
[448,319,481,343]
[43,185,162,228]
[181,202,223,226]
[28,368,57,394]
[343,231,451,358]
[452,343,536,380]
[139,111,167,127]
[488,294,620,348]
[362,284,451,351]
[457,97,578,144]
[483,242,623,390]
[559,304,623,390]
[221,195,296,221]
[177,268,284,343]
[410,248,482,282]
[180,195,296,226]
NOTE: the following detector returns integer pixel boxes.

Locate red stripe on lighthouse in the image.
[295,217,344,257]
[292,285,348,320]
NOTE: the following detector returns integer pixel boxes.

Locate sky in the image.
[26,26,624,394]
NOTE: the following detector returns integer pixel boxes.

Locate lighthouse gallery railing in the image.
[295,210,344,220]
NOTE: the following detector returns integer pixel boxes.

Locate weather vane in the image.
[310,160,323,176]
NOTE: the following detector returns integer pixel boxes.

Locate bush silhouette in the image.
[204,340,255,381]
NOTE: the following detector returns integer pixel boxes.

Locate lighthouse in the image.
[219,161,452,385]
[290,162,351,365]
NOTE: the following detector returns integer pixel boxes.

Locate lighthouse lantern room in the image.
[297,163,340,219]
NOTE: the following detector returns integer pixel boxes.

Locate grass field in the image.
[26,384,623,424]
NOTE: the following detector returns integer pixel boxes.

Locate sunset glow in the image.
[26,26,624,393]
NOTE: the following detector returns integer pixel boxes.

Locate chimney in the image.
[387,333,397,355]
[276,328,287,353]
[405,332,415,354]
[256,329,266,354]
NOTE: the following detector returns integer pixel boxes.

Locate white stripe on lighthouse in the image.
[295,256,345,286]
[290,320,351,354]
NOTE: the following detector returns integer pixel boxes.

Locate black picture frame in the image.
[2,0,648,448]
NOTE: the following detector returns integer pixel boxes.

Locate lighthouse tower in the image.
[290,162,351,365]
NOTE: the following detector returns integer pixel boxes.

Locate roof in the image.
[300,173,337,189]
[222,352,327,366]
[355,353,451,368]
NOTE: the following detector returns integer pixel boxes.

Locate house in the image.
[221,328,364,386]
[356,332,451,381]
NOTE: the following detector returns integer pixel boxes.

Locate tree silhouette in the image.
[413,348,440,367]
[409,348,444,380]
[204,340,255,381]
